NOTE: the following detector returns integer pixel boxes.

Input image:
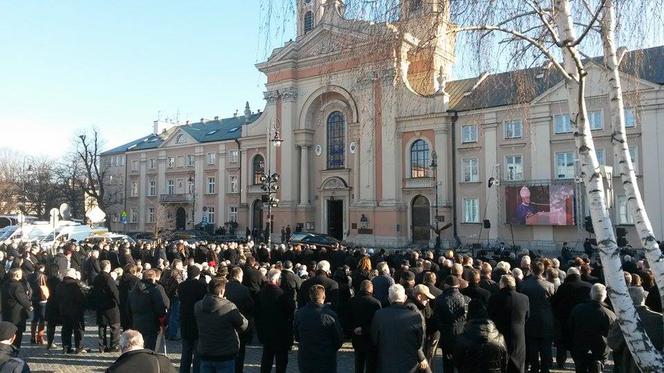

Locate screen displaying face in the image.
[505,184,575,226]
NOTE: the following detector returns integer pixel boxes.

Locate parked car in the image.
[289,232,342,248]
[85,233,136,246]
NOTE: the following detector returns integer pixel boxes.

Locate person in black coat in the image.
[106,329,176,373]
[433,275,470,373]
[44,264,62,350]
[461,270,491,306]
[242,257,264,300]
[128,269,170,351]
[1,269,31,349]
[488,274,530,373]
[519,261,555,373]
[84,251,101,284]
[255,269,295,373]
[454,299,508,373]
[550,267,591,369]
[225,267,255,373]
[299,261,339,309]
[279,261,301,304]
[57,269,86,353]
[178,266,207,373]
[347,280,382,373]
[92,260,121,352]
[118,265,140,330]
[294,284,344,373]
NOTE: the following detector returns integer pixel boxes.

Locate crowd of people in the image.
[0,236,661,373]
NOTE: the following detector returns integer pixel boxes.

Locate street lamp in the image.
[188,175,196,228]
[430,151,440,249]
[261,124,283,247]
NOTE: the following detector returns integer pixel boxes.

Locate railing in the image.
[404,177,435,189]
[159,194,194,203]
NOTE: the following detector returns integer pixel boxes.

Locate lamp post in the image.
[261,124,283,247]
[430,151,440,249]
[188,175,195,229]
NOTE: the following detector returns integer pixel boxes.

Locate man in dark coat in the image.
[84,250,101,284]
[225,267,255,373]
[106,329,176,373]
[92,260,121,352]
[279,261,301,303]
[550,267,591,369]
[294,284,344,373]
[348,280,382,373]
[242,257,264,300]
[118,265,140,330]
[488,274,530,373]
[298,261,339,309]
[178,265,207,373]
[128,269,170,351]
[1,269,31,349]
[454,299,508,373]
[255,269,295,373]
[371,284,428,373]
[0,321,30,373]
[433,275,470,373]
[519,261,554,373]
[461,270,491,306]
[57,269,86,353]
[371,262,395,307]
[194,277,249,372]
[568,283,616,372]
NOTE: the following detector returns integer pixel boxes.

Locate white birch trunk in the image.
[600,0,664,318]
[553,0,664,370]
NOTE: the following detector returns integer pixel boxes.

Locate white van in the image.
[41,222,108,248]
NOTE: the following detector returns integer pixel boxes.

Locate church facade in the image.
[101,0,664,251]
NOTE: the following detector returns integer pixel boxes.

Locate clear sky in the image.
[0,1,294,159]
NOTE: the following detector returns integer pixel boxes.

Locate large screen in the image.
[505,183,576,225]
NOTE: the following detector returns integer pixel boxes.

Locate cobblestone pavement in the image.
[18,313,605,372]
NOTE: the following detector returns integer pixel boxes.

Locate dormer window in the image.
[304,11,314,33]
[175,134,186,144]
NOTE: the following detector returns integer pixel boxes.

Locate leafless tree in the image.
[74,129,111,228]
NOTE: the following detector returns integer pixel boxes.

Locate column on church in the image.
[299,145,310,206]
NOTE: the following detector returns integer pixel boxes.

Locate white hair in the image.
[317,260,331,273]
[388,284,407,304]
[497,261,511,272]
[551,258,560,268]
[567,267,580,276]
[377,262,389,275]
[520,255,531,267]
[267,268,281,283]
[500,274,516,289]
[512,268,523,281]
[590,283,607,302]
[119,330,144,352]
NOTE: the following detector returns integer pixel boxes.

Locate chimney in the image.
[153,120,159,135]
[214,116,219,120]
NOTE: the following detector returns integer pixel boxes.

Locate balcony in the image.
[160,194,194,204]
[404,177,435,189]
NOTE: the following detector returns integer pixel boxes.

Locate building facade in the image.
[101,0,664,251]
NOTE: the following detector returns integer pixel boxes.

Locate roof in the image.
[101,112,261,156]
[448,45,664,112]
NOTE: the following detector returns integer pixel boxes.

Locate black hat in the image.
[187,265,201,279]
[0,321,17,341]
[444,275,460,288]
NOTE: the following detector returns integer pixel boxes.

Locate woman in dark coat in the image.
[44,264,62,349]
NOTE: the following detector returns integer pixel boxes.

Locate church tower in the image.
[297,0,345,38]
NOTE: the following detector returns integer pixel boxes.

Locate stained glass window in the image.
[327,111,345,169]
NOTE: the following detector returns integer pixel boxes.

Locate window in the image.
[230,175,239,193]
[130,182,138,197]
[462,158,479,182]
[304,11,314,33]
[589,110,603,130]
[624,107,636,128]
[147,208,155,224]
[187,155,195,167]
[167,179,175,195]
[229,150,239,163]
[129,208,137,223]
[207,152,216,165]
[505,155,523,181]
[167,157,175,168]
[131,160,139,171]
[206,207,215,224]
[175,134,186,144]
[461,125,478,143]
[229,207,238,222]
[253,155,265,185]
[463,198,480,223]
[149,158,155,169]
[554,113,572,134]
[148,178,156,196]
[555,152,575,179]
[207,176,216,194]
[595,149,606,165]
[504,120,523,139]
[327,111,345,169]
[410,140,430,178]
[629,146,639,173]
[617,195,635,225]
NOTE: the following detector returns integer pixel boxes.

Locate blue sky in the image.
[0,1,294,158]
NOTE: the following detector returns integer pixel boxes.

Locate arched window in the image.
[327,111,345,169]
[410,139,430,178]
[252,155,265,185]
[304,11,314,33]
[175,134,186,144]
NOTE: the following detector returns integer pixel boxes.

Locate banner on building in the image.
[505,183,576,225]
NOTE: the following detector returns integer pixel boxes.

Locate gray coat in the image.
[371,303,425,373]
[194,294,248,361]
[519,276,554,338]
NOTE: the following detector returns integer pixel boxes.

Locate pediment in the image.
[160,128,198,148]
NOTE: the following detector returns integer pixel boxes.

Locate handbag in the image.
[38,275,50,301]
